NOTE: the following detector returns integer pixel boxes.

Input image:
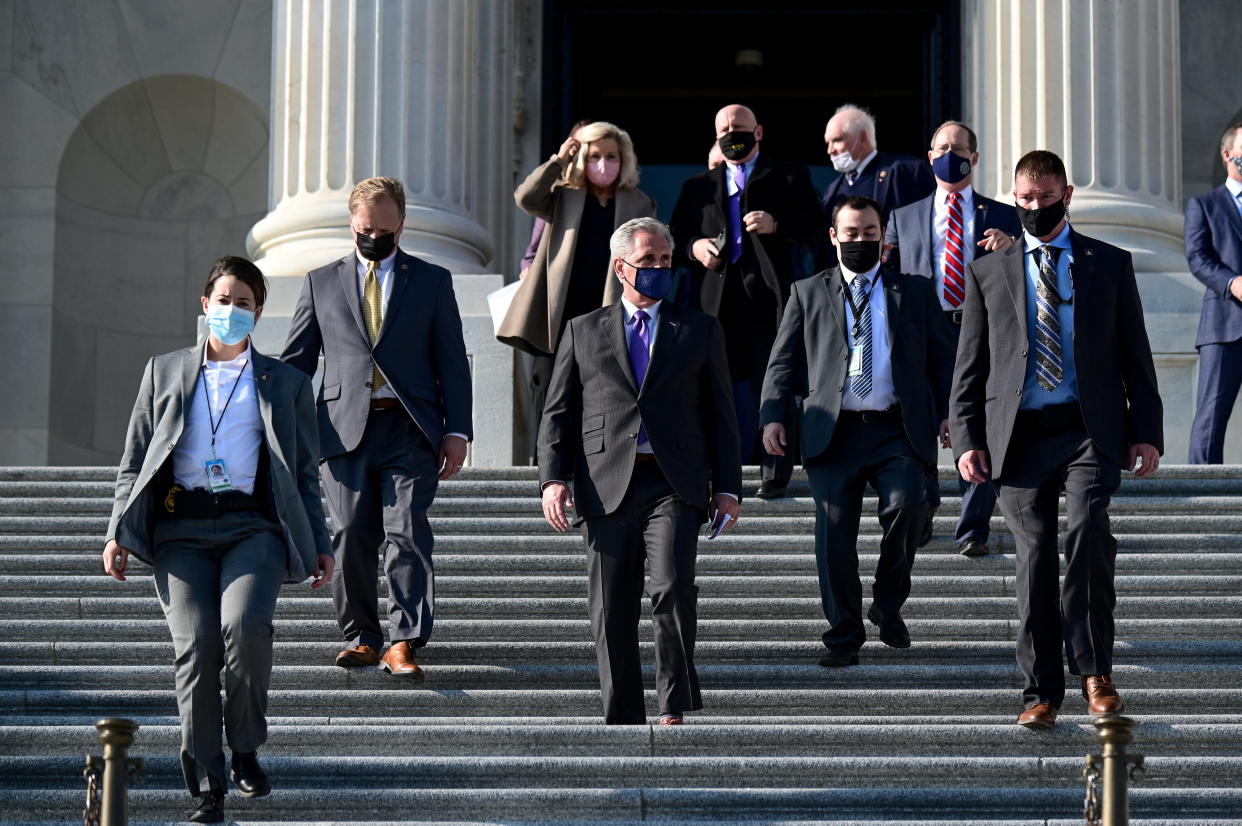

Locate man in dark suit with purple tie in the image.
[1186,122,1242,463]
[539,217,742,726]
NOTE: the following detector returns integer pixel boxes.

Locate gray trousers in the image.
[152,511,286,795]
[323,408,440,651]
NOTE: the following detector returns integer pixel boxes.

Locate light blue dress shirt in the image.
[1020,222,1078,409]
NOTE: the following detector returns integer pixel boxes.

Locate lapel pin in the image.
[878,170,888,181]
[401,264,409,269]
[260,373,269,381]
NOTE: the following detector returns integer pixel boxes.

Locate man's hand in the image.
[542,482,575,532]
[978,228,1015,253]
[743,210,776,235]
[958,449,990,484]
[1128,443,1161,477]
[1229,276,1242,303]
[939,419,952,449]
[311,554,335,589]
[709,493,741,533]
[557,136,580,163]
[762,422,787,456]
[882,242,896,264]
[438,434,468,480]
[692,238,722,270]
[102,540,129,582]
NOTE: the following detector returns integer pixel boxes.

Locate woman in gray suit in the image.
[102,256,333,823]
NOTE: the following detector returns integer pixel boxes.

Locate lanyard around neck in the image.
[201,359,249,454]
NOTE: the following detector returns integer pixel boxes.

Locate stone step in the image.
[6,493,1242,516]
[1,662,1235,692]
[2,615,1234,643]
[4,639,1238,667]
[3,566,1237,597]
[4,591,1238,619]
[7,753,1242,790]
[3,787,1241,822]
[4,720,1240,758]
[9,513,1242,535]
[3,687,1240,718]
[6,550,1241,578]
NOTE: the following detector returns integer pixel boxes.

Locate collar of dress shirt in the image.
[1022,220,1073,254]
[1225,177,1242,199]
[201,341,253,367]
[839,259,882,285]
[853,149,879,178]
[355,248,398,273]
[940,183,975,207]
[620,295,662,325]
[725,153,758,180]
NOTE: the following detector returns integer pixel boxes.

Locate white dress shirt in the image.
[840,261,898,412]
[724,154,759,197]
[173,343,263,494]
[355,250,398,401]
[931,185,977,310]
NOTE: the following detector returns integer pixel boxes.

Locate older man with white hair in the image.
[820,104,934,265]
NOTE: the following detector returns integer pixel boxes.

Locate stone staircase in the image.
[1,464,1241,825]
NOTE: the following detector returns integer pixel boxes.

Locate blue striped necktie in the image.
[1033,246,1064,391]
[850,276,873,400]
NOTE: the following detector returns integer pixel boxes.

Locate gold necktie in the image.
[363,260,385,390]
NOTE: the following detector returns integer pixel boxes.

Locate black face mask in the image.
[718,131,756,162]
[837,240,881,274]
[1015,198,1067,238]
[356,231,398,261]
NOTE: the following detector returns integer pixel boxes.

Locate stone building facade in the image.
[1,0,1239,466]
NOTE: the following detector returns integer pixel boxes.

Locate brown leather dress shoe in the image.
[334,644,380,668]
[380,641,426,680]
[1017,702,1058,730]
[1083,674,1125,715]
[658,714,684,725]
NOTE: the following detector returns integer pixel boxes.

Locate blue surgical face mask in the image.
[623,263,673,301]
[205,303,255,345]
[932,150,973,184]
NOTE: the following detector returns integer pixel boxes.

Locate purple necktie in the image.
[726,163,746,263]
[628,309,651,445]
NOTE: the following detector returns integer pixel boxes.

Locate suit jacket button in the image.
[1021,349,1027,357]
[1015,388,1022,396]
[365,381,372,388]
[838,384,844,391]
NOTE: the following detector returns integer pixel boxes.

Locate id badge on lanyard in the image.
[202,359,249,492]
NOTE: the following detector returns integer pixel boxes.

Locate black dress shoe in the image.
[189,790,225,823]
[231,751,271,798]
[818,647,860,667]
[959,540,989,557]
[867,604,911,649]
[755,480,788,500]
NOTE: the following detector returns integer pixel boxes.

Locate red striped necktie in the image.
[943,191,966,308]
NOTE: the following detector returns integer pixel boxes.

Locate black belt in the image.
[838,405,902,423]
[1015,401,1083,435]
[163,487,266,519]
[634,452,658,463]
[945,309,964,325]
[370,397,401,412]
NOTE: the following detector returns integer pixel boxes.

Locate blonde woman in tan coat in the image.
[499,121,657,366]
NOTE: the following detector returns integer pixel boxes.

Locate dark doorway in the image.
[540,0,960,220]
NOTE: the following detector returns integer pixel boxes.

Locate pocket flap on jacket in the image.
[583,413,604,433]
[321,383,341,402]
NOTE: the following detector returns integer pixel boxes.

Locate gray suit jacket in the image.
[949,231,1164,480]
[538,301,742,520]
[106,346,333,583]
[759,267,956,467]
[282,249,473,458]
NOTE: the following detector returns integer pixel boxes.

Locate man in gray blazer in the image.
[282,177,473,679]
[761,196,955,668]
[103,256,333,822]
[885,120,1023,556]
[951,150,1163,730]
[539,217,742,725]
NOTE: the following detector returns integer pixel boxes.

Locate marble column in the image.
[248,0,542,465]
[962,0,1214,461]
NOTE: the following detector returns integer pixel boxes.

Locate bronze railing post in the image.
[1093,715,1144,826]
[94,718,141,826]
